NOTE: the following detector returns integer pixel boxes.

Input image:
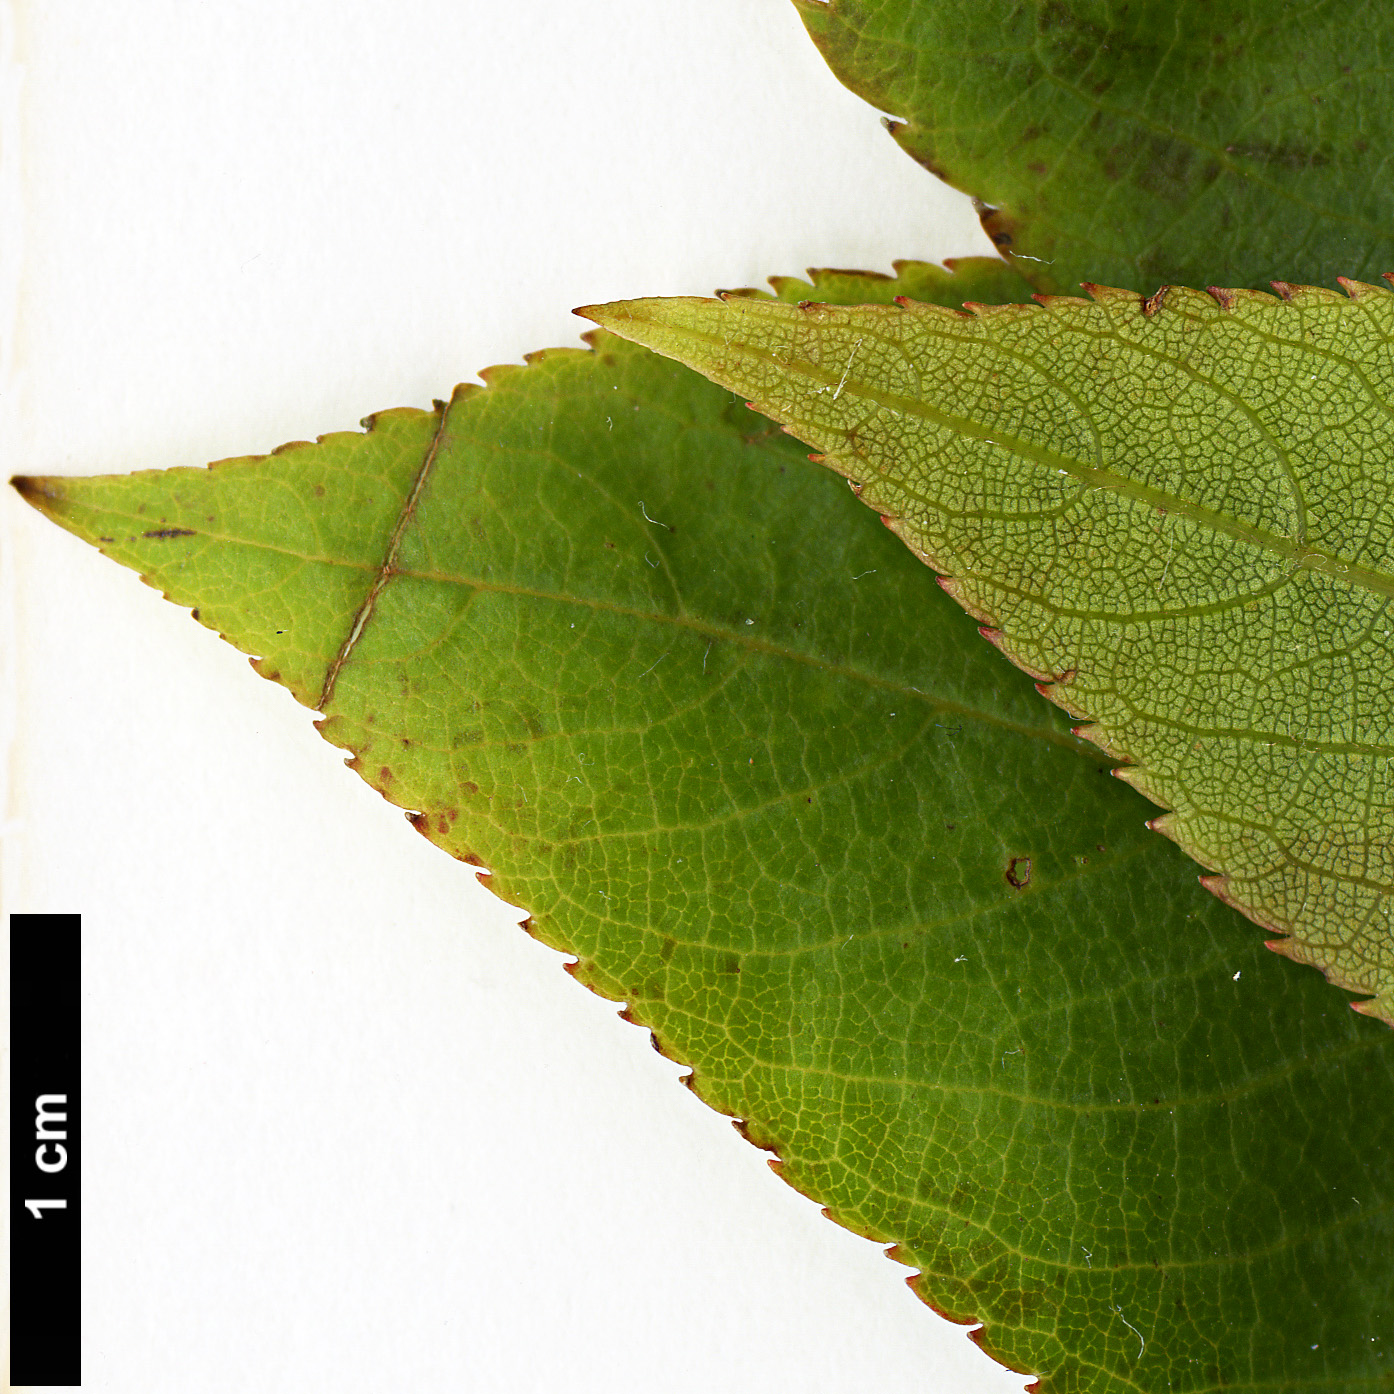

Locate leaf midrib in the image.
[74,504,1084,754]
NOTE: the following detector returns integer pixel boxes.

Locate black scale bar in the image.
[10,913,82,1385]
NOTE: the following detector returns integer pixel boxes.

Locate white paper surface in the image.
[3,2,1034,1389]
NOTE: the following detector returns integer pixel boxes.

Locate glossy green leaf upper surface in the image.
[795,0,1394,294]
[16,278,1394,1389]
[584,282,1394,1025]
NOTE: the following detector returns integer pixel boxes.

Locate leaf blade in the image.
[17,303,1394,1388]
[580,284,1394,1022]
[794,0,1394,294]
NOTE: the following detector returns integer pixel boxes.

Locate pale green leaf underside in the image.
[582,280,1394,1022]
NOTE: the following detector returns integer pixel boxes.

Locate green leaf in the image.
[794,0,1394,294]
[581,280,1394,1028]
[15,288,1394,1388]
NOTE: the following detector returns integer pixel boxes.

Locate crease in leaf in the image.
[792,0,1394,295]
[580,278,1394,1024]
[15,267,1394,1391]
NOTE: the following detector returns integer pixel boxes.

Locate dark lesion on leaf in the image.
[141,527,196,539]
[1005,856,1032,890]
[975,198,1016,253]
[9,475,57,503]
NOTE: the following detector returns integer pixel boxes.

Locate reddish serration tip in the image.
[1383,272,1394,288]
[477,363,521,387]
[1349,995,1390,1020]
[1270,280,1298,301]
[1336,276,1385,300]
[978,626,1004,648]
[1208,286,1237,309]
[893,294,913,308]
[808,453,826,464]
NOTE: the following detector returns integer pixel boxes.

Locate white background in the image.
[2,2,1032,1390]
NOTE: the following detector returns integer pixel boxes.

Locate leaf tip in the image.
[11,473,50,503]
[572,301,614,327]
[10,474,69,523]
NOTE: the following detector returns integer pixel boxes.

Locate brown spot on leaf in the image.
[1005,856,1032,890]
[975,199,1016,251]
[142,528,195,539]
